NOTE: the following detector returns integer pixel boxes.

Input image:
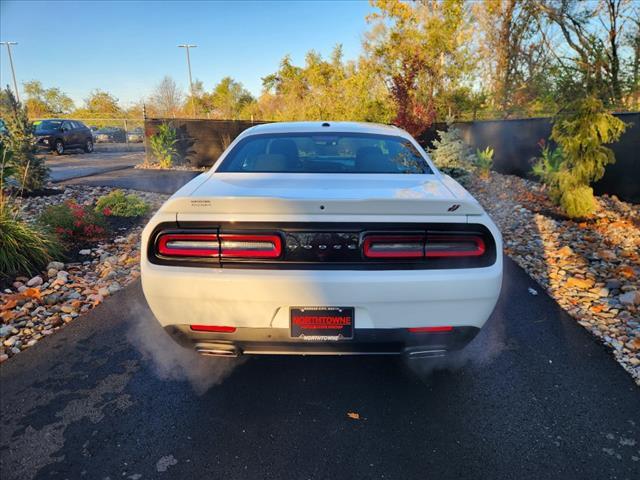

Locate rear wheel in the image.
[84,139,94,153]
[53,139,64,155]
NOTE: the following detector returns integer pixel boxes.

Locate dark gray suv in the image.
[34,119,94,155]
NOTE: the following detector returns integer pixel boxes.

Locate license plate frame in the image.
[290,306,354,340]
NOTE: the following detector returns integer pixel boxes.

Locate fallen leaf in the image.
[1,299,18,311]
[0,310,16,322]
[347,412,360,420]
[23,288,42,300]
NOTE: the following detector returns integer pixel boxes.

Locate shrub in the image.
[557,182,596,219]
[95,190,150,217]
[39,200,108,244]
[0,203,62,279]
[149,123,178,168]
[428,121,475,171]
[550,96,627,217]
[2,87,49,192]
[474,147,493,179]
[0,142,15,186]
[531,141,565,202]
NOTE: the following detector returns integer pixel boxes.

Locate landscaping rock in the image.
[47,261,65,271]
[0,185,168,362]
[26,276,43,287]
[467,171,640,386]
[619,291,640,306]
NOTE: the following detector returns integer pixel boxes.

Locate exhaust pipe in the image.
[196,346,239,357]
[406,349,447,359]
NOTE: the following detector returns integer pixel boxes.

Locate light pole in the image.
[0,41,20,102]
[178,44,197,117]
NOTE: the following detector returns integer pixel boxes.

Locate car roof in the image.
[240,121,409,138]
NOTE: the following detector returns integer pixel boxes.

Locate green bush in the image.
[558,183,596,219]
[2,87,49,192]
[428,121,475,171]
[474,147,493,179]
[39,200,108,244]
[0,204,62,279]
[532,141,565,202]
[95,189,150,217]
[550,96,626,218]
[149,123,178,168]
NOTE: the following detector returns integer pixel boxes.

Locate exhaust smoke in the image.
[126,300,246,395]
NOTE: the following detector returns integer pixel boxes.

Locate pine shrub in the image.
[2,88,49,192]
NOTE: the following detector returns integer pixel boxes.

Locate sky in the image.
[0,0,375,108]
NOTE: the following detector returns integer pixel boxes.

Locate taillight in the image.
[157,233,219,258]
[363,235,425,258]
[408,326,454,333]
[425,235,485,257]
[219,234,282,258]
[190,325,236,333]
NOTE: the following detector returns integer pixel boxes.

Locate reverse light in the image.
[363,235,425,258]
[219,234,282,258]
[157,233,219,258]
[425,235,485,258]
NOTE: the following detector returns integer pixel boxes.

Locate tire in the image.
[84,139,94,153]
[53,139,64,155]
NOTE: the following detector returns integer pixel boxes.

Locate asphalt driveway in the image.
[0,258,638,480]
[45,151,145,182]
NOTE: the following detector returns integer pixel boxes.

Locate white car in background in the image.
[141,122,502,358]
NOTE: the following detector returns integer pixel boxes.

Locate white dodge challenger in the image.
[141,122,502,358]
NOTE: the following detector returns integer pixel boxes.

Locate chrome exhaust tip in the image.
[196,346,239,357]
[406,349,447,359]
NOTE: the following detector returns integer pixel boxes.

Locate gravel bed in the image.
[0,186,169,362]
[466,172,640,385]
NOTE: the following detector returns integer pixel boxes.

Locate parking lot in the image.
[44,148,145,182]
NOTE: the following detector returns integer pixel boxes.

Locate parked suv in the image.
[34,119,94,155]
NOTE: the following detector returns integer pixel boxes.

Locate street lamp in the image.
[0,41,20,102]
[178,44,197,117]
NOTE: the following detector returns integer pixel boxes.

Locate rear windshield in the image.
[216,133,433,174]
[34,120,62,132]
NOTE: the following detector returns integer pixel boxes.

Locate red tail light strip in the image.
[190,325,236,333]
[363,235,425,258]
[157,233,219,257]
[219,234,282,258]
[408,326,454,333]
[425,235,485,258]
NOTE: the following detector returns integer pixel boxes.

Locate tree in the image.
[209,77,255,119]
[538,0,635,107]
[257,45,393,123]
[69,90,123,120]
[365,0,473,136]
[149,76,184,118]
[23,80,74,117]
[2,88,49,192]
[473,0,554,116]
[186,79,210,116]
[550,96,627,217]
[625,9,640,108]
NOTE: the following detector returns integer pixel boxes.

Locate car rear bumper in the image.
[141,259,502,356]
[165,325,481,357]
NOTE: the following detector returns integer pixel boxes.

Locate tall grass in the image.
[0,204,62,279]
